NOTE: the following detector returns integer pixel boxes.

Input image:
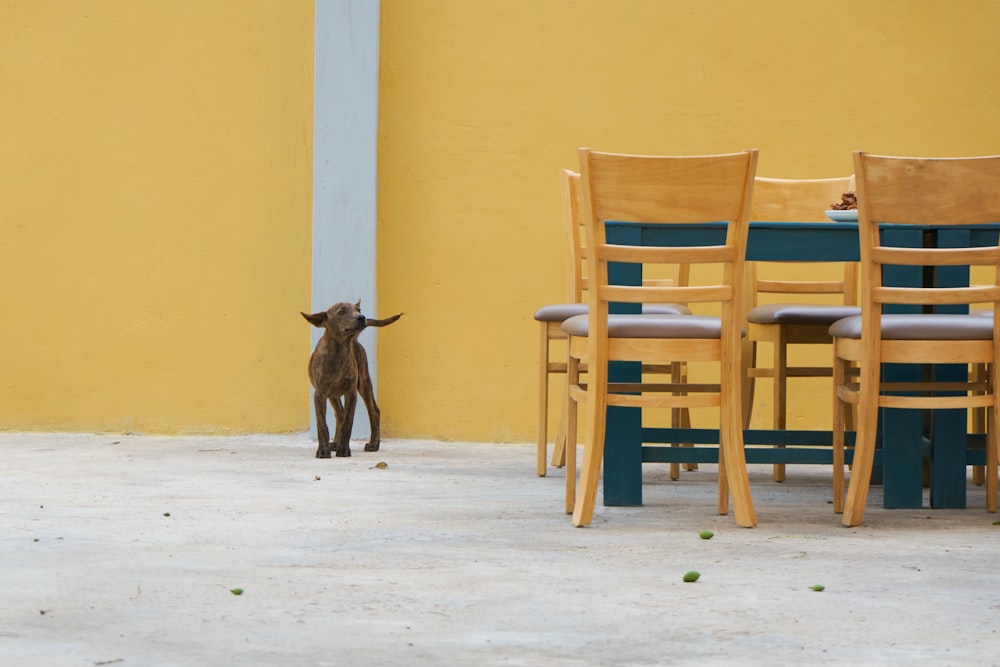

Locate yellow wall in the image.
[0,1,314,433]
[5,1,1000,441]
[377,0,1000,441]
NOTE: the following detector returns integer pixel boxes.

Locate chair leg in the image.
[983,364,1000,512]
[972,363,987,486]
[669,361,695,480]
[842,361,881,527]
[772,336,787,482]
[572,357,608,527]
[842,362,857,477]
[831,349,846,513]
[720,391,756,527]
[845,361,856,433]
[743,341,757,429]
[537,324,550,477]
[669,441,680,480]
[721,337,756,527]
[551,400,568,468]
[677,361,697,472]
[565,352,580,514]
[717,432,729,515]
[987,386,998,513]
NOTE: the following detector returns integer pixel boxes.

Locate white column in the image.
[311,0,380,437]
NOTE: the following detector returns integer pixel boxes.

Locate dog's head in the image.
[301,300,367,339]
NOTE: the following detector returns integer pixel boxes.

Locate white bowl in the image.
[825,209,858,223]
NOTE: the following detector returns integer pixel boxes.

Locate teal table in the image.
[602,221,993,510]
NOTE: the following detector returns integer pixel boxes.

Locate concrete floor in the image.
[2,432,998,666]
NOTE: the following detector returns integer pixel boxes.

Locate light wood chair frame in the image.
[833,152,1000,526]
[565,147,759,528]
[745,176,859,482]
[535,171,587,476]
[537,170,691,478]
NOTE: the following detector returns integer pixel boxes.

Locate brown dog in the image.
[302,301,402,458]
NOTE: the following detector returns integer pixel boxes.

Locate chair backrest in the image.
[853,152,1000,320]
[748,176,858,306]
[750,176,854,222]
[577,147,758,333]
[562,168,690,304]
[561,169,586,302]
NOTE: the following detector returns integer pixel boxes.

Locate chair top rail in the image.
[582,149,756,227]
[858,153,1000,226]
[873,285,1000,306]
[599,284,733,304]
[598,243,735,265]
[756,279,846,294]
[873,245,1000,267]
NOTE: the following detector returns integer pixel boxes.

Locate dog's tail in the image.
[366,313,403,328]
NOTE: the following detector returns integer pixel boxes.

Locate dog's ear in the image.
[355,299,362,309]
[301,311,327,327]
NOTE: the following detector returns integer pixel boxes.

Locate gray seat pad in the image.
[561,314,744,339]
[829,314,994,340]
[748,303,861,325]
[534,302,690,322]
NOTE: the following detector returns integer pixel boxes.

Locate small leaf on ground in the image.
[698,530,714,540]
[682,571,701,583]
[811,584,826,592]
[230,588,244,596]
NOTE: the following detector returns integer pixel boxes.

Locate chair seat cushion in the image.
[534,302,690,322]
[561,314,742,339]
[829,314,995,340]
[533,303,588,322]
[747,303,861,325]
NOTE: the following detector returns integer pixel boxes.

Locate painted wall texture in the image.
[376,0,1000,441]
[1,1,314,433]
[5,1,1000,442]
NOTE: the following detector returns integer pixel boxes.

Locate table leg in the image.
[603,244,644,506]
[879,406,925,508]
[880,228,925,509]
[930,228,972,508]
[602,385,643,507]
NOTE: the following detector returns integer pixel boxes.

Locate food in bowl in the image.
[830,191,857,210]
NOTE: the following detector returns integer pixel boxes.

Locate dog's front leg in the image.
[334,392,357,457]
[313,392,332,458]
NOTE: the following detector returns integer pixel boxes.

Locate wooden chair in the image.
[563,147,759,528]
[832,152,1000,526]
[745,176,860,481]
[533,170,689,477]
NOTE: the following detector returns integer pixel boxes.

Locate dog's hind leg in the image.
[353,344,381,451]
[313,392,332,459]
[359,390,381,452]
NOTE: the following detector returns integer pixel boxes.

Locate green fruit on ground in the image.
[682,571,701,583]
